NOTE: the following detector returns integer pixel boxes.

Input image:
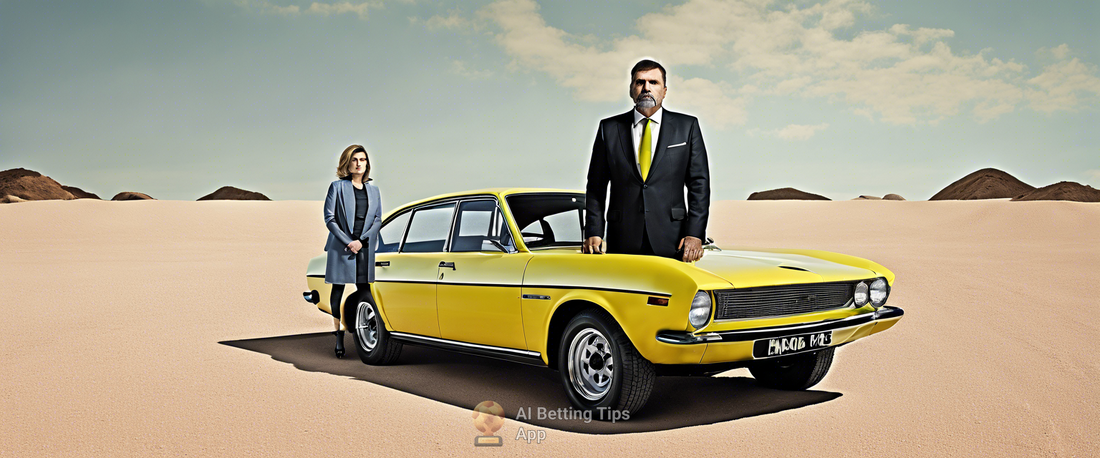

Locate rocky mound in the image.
[1011,181,1100,202]
[111,192,155,201]
[931,168,1034,200]
[0,168,75,202]
[61,185,101,199]
[854,193,906,200]
[197,186,270,201]
[748,187,830,201]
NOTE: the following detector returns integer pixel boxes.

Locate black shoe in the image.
[334,330,345,358]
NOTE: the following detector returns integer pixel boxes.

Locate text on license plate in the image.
[753,331,832,358]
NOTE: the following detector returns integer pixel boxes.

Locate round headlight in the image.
[870,278,889,306]
[689,291,712,329]
[854,281,869,306]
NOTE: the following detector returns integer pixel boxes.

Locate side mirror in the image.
[488,239,512,253]
[703,237,721,252]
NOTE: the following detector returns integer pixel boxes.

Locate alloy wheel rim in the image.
[567,328,614,401]
[356,301,378,351]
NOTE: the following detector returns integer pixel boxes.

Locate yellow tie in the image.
[639,118,652,181]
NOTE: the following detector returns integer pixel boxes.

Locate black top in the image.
[352,185,368,239]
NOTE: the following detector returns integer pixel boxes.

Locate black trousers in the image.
[638,224,677,259]
[329,283,371,320]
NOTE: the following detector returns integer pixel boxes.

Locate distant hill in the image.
[61,185,101,199]
[0,168,74,202]
[931,168,1034,200]
[1011,181,1100,202]
[748,187,830,201]
[197,186,270,201]
[111,192,155,201]
[854,193,906,201]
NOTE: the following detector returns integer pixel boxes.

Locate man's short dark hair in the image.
[630,59,667,86]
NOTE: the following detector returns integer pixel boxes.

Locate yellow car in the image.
[303,188,904,419]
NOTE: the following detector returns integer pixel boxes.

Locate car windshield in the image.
[505,193,586,249]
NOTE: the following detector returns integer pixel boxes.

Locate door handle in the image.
[376,261,390,267]
[439,261,456,270]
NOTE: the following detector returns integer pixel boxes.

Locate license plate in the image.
[753,331,833,358]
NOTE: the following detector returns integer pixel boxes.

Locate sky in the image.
[1,0,1098,206]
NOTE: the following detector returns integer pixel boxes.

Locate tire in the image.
[351,297,402,365]
[749,347,834,390]
[558,310,655,420]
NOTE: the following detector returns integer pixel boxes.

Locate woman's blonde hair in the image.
[336,144,370,180]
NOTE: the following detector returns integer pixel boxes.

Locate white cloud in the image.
[420,10,479,31]
[450,60,494,80]
[752,123,829,140]
[1038,44,1072,60]
[229,0,380,19]
[670,77,747,128]
[1026,58,1100,113]
[479,0,1100,126]
[306,2,376,19]
[1087,169,1100,180]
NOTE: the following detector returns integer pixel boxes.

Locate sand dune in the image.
[1012,181,1100,202]
[747,187,830,200]
[110,191,155,201]
[198,186,271,201]
[1,200,1098,456]
[930,168,1034,200]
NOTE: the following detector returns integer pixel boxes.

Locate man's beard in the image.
[635,94,656,109]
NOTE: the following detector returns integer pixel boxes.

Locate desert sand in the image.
[2,199,1098,456]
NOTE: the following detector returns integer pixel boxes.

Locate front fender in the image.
[521,253,727,365]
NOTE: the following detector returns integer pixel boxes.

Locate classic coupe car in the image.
[303,188,903,419]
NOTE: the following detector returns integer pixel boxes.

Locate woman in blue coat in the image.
[324,144,382,358]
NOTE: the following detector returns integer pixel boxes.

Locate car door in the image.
[436,198,531,350]
[373,202,456,338]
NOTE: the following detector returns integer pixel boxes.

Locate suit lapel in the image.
[649,110,678,177]
[366,183,378,236]
[614,111,643,183]
[341,180,354,235]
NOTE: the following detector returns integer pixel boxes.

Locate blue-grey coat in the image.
[323,179,382,284]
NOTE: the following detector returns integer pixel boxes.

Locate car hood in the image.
[692,249,877,288]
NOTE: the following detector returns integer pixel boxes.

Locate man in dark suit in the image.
[583,59,710,262]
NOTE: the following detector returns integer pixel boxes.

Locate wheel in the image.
[558,310,655,420]
[749,347,834,390]
[351,297,402,365]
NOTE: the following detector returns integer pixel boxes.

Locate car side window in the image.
[376,211,411,253]
[451,200,515,253]
[401,203,456,253]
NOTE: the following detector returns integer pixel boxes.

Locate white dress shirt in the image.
[631,107,663,175]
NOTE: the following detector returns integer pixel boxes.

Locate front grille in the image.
[713,282,855,320]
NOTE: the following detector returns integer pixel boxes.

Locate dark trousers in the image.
[636,224,684,260]
[329,283,370,320]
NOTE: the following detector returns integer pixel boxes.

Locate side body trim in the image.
[390,332,546,367]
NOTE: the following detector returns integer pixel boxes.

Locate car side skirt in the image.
[389,332,546,367]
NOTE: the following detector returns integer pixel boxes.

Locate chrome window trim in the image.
[399,201,460,254]
[501,191,587,252]
[446,197,502,253]
[379,208,413,254]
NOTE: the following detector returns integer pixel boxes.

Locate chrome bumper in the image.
[656,306,904,345]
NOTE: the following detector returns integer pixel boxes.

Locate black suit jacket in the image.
[584,109,710,257]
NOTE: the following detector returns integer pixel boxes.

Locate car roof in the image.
[390,188,583,214]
